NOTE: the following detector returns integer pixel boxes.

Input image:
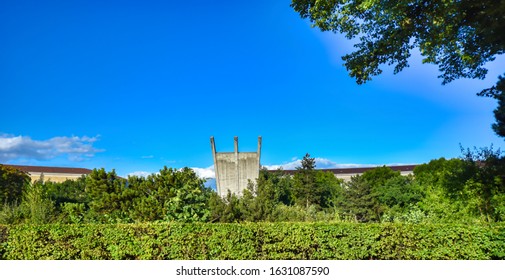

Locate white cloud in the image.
[126,166,215,180]
[190,166,215,179]
[141,155,154,159]
[0,134,104,162]
[127,171,153,177]
[264,159,302,170]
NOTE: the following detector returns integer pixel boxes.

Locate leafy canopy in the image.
[0,165,30,205]
[291,0,505,136]
[291,0,505,85]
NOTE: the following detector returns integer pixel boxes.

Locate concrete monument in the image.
[210,136,262,196]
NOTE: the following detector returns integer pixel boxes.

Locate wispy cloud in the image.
[127,171,153,177]
[141,155,154,159]
[0,134,104,162]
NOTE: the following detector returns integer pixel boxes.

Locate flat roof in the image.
[2,164,93,175]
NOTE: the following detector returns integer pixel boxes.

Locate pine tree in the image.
[293,153,317,209]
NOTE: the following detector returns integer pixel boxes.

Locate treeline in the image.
[1,147,505,224]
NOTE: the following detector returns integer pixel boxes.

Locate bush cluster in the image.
[1,222,504,260]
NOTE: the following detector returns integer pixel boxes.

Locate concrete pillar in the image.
[210,136,220,195]
[234,136,239,195]
[257,136,262,169]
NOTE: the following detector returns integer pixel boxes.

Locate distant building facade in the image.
[269,165,417,181]
[211,136,262,197]
[3,164,93,182]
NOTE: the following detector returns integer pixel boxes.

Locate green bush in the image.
[0,224,8,259]
[1,222,504,260]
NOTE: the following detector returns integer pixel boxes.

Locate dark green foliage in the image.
[0,165,30,205]
[292,154,343,210]
[377,176,423,209]
[239,169,294,222]
[3,148,505,225]
[161,167,212,222]
[293,153,317,209]
[208,191,243,223]
[314,170,343,209]
[123,174,168,222]
[290,0,505,84]
[341,175,376,222]
[127,167,212,222]
[342,166,403,222]
[0,224,7,259]
[491,76,505,137]
[377,176,425,222]
[361,166,401,190]
[84,168,131,222]
[43,177,89,206]
[291,0,505,138]
[1,222,504,260]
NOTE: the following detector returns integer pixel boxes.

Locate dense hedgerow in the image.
[1,222,504,260]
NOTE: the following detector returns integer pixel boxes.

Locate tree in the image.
[361,166,401,190]
[413,148,505,222]
[0,165,30,205]
[238,168,294,221]
[481,76,505,137]
[208,191,243,223]
[163,167,212,222]
[126,167,212,223]
[341,175,376,222]
[291,0,505,135]
[293,153,318,208]
[460,146,505,221]
[376,176,425,222]
[341,166,403,222]
[84,168,131,222]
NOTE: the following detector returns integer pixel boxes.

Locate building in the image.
[2,164,93,183]
[211,136,262,197]
[268,165,417,181]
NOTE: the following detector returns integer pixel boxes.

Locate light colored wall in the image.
[28,172,85,183]
[335,170,414,181]
[238,152,260,192]
[215,152,260,196]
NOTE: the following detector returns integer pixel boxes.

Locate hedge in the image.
[0,222,504,260]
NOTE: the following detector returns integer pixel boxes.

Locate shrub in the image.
[1,222,504,260]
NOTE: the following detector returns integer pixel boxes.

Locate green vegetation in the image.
[1,222,503,260]
[2,149,505,224]
[2,148,505,259]
[290,0,505,137]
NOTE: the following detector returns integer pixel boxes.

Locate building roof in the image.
[2,164,93,175]
[267,164,418,175]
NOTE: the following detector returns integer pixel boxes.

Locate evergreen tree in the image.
[293,153,317,208]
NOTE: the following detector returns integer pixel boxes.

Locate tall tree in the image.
[291,0,505,135]
[84,168,131,222]
[341,175,376,222]
[292,153,343,210]
[293,153,317,208]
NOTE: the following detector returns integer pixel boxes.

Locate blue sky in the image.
[1,0,504,178]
